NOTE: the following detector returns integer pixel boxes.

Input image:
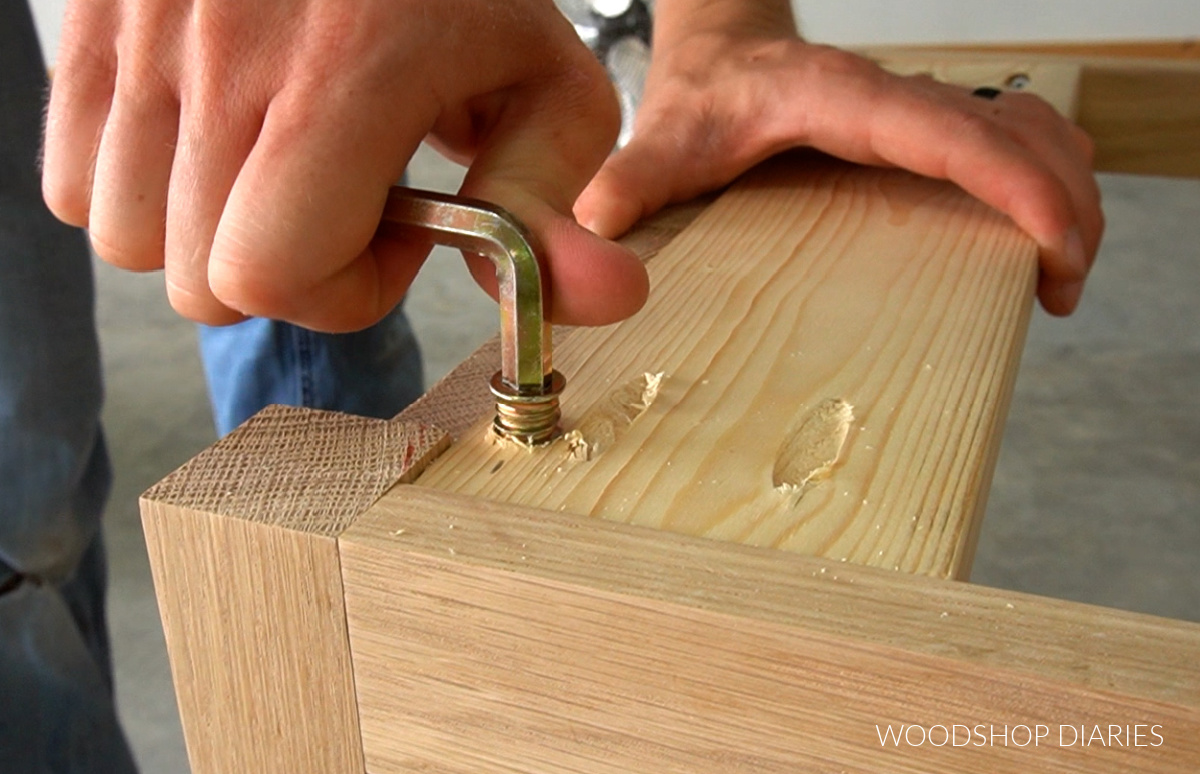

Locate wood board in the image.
[339,486,1200,774]
[413,154,1038,580]
[140,407,448,773]
[136,52,1200,774]
[867,46,1200,178]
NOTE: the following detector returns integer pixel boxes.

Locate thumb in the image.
[454,81,649,327]
[574,135,681,240]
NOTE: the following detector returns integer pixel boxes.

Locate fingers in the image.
[44,0,647,332]
[41,1,118,228]
[463,198,650,326]
[776,54,1104,315]
[87,72,179,271]
[581,36,1104,315]
[206,82,428,332]
[976,92,1103,314]
[575,131,683,240]
[878,83,1102,315]
[162,90,262,326]
[82,0,185,272]
[450,42,649,326]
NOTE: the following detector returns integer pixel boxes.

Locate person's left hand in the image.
[574,1,1103,316]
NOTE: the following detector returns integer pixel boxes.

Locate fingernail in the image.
[577,215,600,236]
[1063,227,1087,278]
[580,213,619,240]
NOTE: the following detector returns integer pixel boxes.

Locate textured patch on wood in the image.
[394,337,501,441]
[773,397,855,493]
[564,372,664,462]
[144,404,449,536]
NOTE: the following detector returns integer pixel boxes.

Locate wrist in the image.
[652,0,800,49]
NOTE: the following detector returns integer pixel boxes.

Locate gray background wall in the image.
[30,0,1200,61]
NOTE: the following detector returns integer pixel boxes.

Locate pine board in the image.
[413,154,1038,579]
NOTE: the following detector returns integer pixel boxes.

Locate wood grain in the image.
[414,154,1038,579]
[393,197,717,439]
[139,406,448,774]
[1075,59,1200,178]
[141,503,363,774]
[339,487,1200,774]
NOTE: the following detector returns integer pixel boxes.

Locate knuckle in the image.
[206,252,312,325]
[113,49,176,104]
[165,280,243,326]
[1072,124,1096,164]
[206,255,271,316]
[554,55,622,131]
[41,177,90,229]
[804,45,875,81]
[88,227,163,271]
[950,109,1002,145]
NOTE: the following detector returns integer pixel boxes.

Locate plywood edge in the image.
[139,404,449,773]
[338,486,1200,773]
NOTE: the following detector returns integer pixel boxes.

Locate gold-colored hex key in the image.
[381,186,566,446]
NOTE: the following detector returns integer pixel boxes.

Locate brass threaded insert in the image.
[489,370,566,446]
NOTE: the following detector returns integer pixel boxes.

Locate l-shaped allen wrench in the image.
[381,187,566,446]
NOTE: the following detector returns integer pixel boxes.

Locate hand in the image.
[43,0,649,331]
[574,0,1103,316]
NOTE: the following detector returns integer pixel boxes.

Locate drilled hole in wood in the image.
[564,372,664,462]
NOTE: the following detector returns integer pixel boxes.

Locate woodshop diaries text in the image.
[875,723,1166,748]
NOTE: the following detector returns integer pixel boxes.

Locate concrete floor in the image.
[95,147,1200,772]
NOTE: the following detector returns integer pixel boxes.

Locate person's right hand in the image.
[43,0,650,332]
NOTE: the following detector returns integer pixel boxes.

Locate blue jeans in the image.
[3,2,426,771]
[1,3,137,771]
[198,306,424,437]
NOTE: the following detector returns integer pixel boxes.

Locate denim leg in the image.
[198,306,425,436]
[0,541,137,774]
[0,2,137,771]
